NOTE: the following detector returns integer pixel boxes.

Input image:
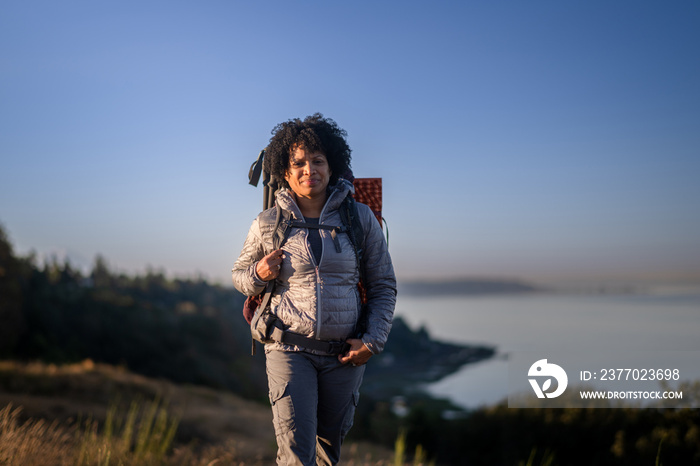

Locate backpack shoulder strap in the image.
[271,203,293,251]
[339,196,366,285]
[339,194,370,335]
[251,203,293,355]
[340,195,365,259]
[257,203,292,254]
[256,204,292,326]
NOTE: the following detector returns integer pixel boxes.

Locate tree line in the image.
[0,224,266,398]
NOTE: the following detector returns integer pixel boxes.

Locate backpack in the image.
[244,149,380,354]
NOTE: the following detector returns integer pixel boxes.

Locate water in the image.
[394,288,700,408]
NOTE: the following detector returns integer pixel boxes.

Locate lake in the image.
[394,285,700,408]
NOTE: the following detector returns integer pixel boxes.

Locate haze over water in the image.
[395,286,700,408]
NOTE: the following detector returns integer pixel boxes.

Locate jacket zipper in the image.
[297,189,337,342]
[314,198,333,341]
[315,265,322,339]
[303,223,324,340]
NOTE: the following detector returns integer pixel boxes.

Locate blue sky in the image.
[1,1,699,285]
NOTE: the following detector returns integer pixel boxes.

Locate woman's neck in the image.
[293,192,327,218]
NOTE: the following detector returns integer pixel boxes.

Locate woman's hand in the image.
[256,249,284,281]
[338,339,373,366]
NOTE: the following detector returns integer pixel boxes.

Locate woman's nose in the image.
[304,162,315,174]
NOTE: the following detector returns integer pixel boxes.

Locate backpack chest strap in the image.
[288,220,346,253]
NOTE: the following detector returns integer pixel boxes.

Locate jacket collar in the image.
[276,178,354,220]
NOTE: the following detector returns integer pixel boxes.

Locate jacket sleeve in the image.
[357,203,397,354]
[231,216,268,296]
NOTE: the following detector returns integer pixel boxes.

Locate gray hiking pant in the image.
[265,349,365,466]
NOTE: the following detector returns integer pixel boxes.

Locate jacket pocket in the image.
[269,382,295,436]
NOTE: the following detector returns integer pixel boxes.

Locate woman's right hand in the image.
[256,249,284,281]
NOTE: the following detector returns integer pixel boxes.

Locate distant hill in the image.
[398,278,540,296]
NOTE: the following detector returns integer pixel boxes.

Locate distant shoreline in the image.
[362,316,497,402]
[397,278,700,297]
[398,279,540,296]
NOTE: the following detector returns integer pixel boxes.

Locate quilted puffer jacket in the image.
[232,179,397,354]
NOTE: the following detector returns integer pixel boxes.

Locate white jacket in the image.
[232,179,397,354]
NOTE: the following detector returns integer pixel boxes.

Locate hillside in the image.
[0,359,394,464]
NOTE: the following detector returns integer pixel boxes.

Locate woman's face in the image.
[284,146,332,200]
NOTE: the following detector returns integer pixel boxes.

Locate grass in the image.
[1,399,427,466]
[0,402,407,466]
[521,447,556,466]
[75,398,179,465]
[0,403,76,465]
[0,399,179,466]
[393,430,434,466]
[0,359,399,465]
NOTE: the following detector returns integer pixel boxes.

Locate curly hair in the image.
[264,113,352,188]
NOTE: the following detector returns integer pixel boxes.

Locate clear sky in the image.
[1,1,699,285]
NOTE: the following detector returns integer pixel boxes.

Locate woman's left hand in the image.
[338,339,373,366]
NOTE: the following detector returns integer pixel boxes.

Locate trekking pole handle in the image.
[249,149,265,187]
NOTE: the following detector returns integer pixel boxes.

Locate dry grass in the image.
[1,400,251,465]
[0,360,396,465]
[0,404,77,465]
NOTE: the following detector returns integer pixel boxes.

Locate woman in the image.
[232,113,396,465]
